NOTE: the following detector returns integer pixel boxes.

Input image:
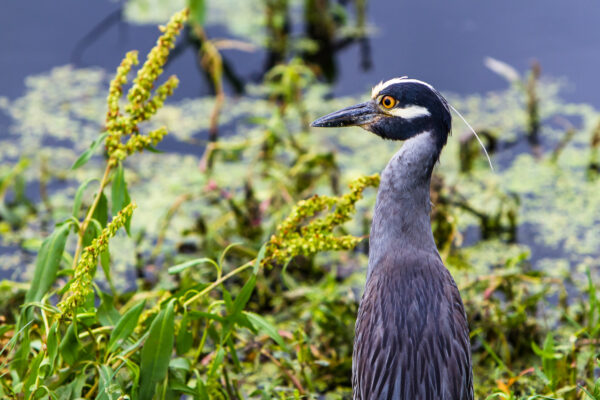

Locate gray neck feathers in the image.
[367,130,441,280]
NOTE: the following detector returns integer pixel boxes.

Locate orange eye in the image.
[381,95,396,109]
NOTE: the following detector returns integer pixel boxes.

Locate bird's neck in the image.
[367,130,442,279]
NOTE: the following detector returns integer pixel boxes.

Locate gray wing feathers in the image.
[353,252,473,400]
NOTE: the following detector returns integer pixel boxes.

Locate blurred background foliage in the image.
[0,0,599,399]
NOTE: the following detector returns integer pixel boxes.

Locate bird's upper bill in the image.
[310,101,381,128]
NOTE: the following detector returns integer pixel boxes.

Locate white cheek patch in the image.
[387,105,431,120]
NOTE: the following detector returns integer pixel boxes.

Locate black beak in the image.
[311,101,380,128]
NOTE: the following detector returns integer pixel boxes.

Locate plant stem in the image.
[71,162,113,270]
[84,377,98,399]
[183,261,254,308]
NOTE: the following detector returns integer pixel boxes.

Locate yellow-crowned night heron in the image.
[312,78,473,400]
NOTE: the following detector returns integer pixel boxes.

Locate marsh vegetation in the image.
[0,2,599,399]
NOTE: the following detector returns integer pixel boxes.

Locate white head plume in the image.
[449,104,494,171]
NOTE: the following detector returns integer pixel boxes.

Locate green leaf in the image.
[175,312,193,355]
[97,291,121,327]
[111,163,132,234]
[232,311,253,331]
[169,357,191,371]
[99,246,113,292]
[208,346,225,378]
[119,330,149,359]
[243,311,289,351]
[96,364,121,400]
[253,243,267,274]
[30,385,58,400]
[39,357,52,379]
[196,377,209,400]
[169,382,197,396]
[12,327,31,378]
[168,257,219,275]
[55,371,86,399]
[227,336,241,371]
[24,223,71,309]
[46,322,58,369]
[23,351,44,398]
[71,132,109,170]
[531,340,562,360]
[118,357,141,396]
[72,178,98,218]
[59,323,80,366]
[82,218,102,249]
[189,0,206,25]
[231,274,256,316]
[223,287,233,313]
[107,300,146,353]
[139,300,175,400]
[94,191,109,228]
[578,386,594,400]
[83,191,107,247]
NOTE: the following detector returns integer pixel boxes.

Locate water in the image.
[1,1,205,103]
[2,1,600,105]
[336,0,600,106]
[1,1,599,280]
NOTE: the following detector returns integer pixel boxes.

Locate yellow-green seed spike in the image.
[263,174,379,266]
[106,51,139,124]
[131,76,180,124]
[125,9,188,119]
[104,9,188,164]
[59,202,137,315]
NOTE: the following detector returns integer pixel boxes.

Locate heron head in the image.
[311,77,451,146]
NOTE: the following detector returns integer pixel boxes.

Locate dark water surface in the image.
[2,1,600,104]
[337,1,600,105]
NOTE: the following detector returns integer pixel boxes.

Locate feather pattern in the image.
[352,128,473,400]
[352,251,472,400]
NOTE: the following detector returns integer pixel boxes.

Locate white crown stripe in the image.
[371,77,434,98]
[371,77,406,98]
[387,105,431,120]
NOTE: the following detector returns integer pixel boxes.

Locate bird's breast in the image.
[352,252,473,400]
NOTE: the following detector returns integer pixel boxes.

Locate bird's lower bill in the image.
[311,101,381,129]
